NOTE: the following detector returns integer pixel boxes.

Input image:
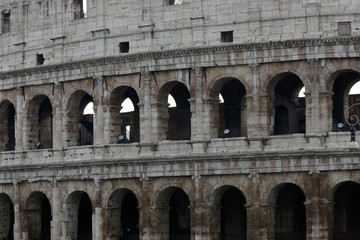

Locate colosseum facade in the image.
[0,0,360,239]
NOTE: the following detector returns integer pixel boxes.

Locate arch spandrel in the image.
[206,70,251,99]
[151,181,195,207]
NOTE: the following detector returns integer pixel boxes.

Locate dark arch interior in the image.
[38,98,53,149]
[219,79,246,138]
[169,188,191,240]
[120,88,140,143]
[333,182,360,240]
[120,191,139,239]
[78,94,94,146]
[77,193,93,240]
[168,83,191,140]
[273,74,305,135]
[26,193,52,240]
[332,72,360,131]
[275,184,306,240]
[0,194,14,240]
[220,187,247,240]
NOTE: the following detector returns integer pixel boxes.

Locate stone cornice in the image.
[1,36,360,80]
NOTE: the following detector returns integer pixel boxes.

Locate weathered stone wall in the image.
[0,0,360,71]
[1,0,360,240]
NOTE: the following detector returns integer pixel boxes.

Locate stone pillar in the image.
[52,180,61,240]
[208,207,221,240]
[190,67,205,141]
[248,64,268,136]
[140,71,153,143]
[93,178,103,240]
[13,181,21,240]
[52,83,63,149]
[149,207,169,240]
[319,91,334,133]
[319,200,334,240]
[259,202,270,240]
[15,87,24,151]
[306,59,319,134]
[150,102,169,141]
[304,172,326,240]
[94,75,105,145]
[103,106,111,145]
[201,98,219,138]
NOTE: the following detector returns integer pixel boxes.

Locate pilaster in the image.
[16,87,24,151]
[94,75,105,145]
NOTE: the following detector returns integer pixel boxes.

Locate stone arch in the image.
[268,183,306,240]
[332,181,360,240]
[64,90,94,146]
[327,69,360,131]
[107,86,140,143]
[64,191,93,240]
[0,193,14,240]
[156,81,191,141]
[105,188,139,240]
[0,100,15,151]
[209,185,247,240]
[25,191,52,240]
[209,77,247,138]
[25,95,53,149]
[156,186,191,240]
[267,72,306,135]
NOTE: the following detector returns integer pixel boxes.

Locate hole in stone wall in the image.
[1,11,10,34]
[168,0,182,5]
[119,42,130,53]
[221,31,233,43]
[36,54,45,65]
[74,0,87,19]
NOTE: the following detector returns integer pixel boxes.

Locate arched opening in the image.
[218,79,247,138]
[270,183,306,240]
[220,187,247,240]
[0,101,15,151]
[65,91,93,146]
[157,187,191,240]
[332,71,360,131]
[169,189,191,240]
[333,181,360,239]
[64,191,92,240]
[77,194,92,240]
[109,87,140,143]
[27,95,53,149]
[158,82,191,141]
[271,73,305,135]
[209,186,247,240]
[107,189,139,240]
[25,192,52,240]
[0,193,14,240]
[38,98,53,149]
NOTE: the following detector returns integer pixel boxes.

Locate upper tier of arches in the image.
[0,62,359,151]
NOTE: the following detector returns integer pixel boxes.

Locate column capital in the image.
[249,63,261,74]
